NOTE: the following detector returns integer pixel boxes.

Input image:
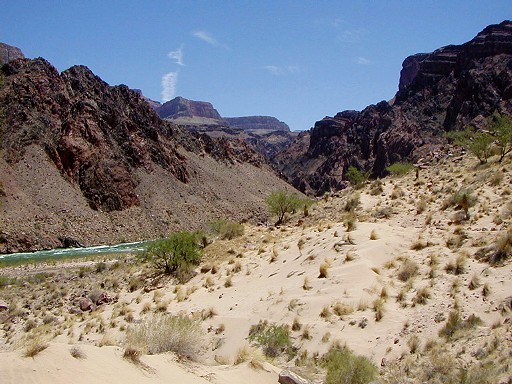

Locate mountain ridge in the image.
[277,20,512,195]
[0,56,298,252]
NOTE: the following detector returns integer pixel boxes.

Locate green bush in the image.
[386,162,414,176]
[248,321,295,358]
[140,232,202,276]
[323,345,378,384]
[266,190,303,225]
[126,314,204,359]
[209,219,244,240]
[345,166,369,189]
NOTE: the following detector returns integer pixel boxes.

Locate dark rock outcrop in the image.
[0,42,24,65]
[279,20,512,195]
[1,59,191,211]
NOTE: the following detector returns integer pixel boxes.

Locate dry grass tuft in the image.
[70,345,86,359]
[126,314,205,360]
[23,336,49,357]
[318,262,330,278]
[397,259,419,282]
[412,286,431,306]
[332,302,354,318]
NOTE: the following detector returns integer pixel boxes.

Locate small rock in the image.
[278,370,312,384]
[0,300,9,311]
[69,307,82,314]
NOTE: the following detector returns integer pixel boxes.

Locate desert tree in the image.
[140,232,202,276]
[488,112,512,163]
[266,190,304,225]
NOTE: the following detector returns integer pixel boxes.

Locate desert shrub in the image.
[345,166,369,189]
[140,232,202,277]
[209,219,244,240]
[126,313,204,359]
[386,162,414,176]
[248,321,295,359]
[323,345,378,384]
[265,190,303,225]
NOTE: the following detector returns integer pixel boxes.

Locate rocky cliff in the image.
[278,20,512,195]
[0,42,24,65]
[0,57,297,252]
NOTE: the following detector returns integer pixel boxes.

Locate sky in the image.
[1,1,511,131]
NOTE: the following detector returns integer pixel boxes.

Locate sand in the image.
[1,153,511,383]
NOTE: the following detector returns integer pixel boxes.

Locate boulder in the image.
[79,298,95,312]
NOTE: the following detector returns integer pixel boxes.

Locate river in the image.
[0,241,149,265]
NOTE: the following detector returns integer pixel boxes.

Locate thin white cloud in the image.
[287,65,300,73]
[167,46,184,66]
[264,65,300,75]
[354,57,371,65]
[339,28,368,43]
[161,71,178,102]
[193,30,229,49]
[264,65,285,75]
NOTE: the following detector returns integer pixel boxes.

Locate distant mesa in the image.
[151,96,295,161]
[224,116,290,133]
[154,96,291,132]
[0,42,25,65]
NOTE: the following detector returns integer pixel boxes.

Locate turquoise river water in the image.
[0,241,149,264]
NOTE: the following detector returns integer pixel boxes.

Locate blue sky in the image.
[1,1,511,131]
